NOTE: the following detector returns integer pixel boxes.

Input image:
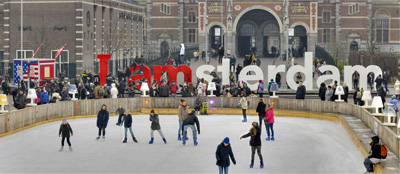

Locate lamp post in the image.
[21,0,23,58]
[284,0,289,68]
[205,0,209,64]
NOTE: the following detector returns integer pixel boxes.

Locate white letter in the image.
[316,65,340,88]
[217,58,230,86]
[286,52,313,90]
[196,65,215,83]
[344,65,382,90]
[239,65,264,91]
[268,64,286,83]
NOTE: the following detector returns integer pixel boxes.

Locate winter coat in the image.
[241,126,261,147]
[122,114,132,128]
[15,94,26,109]
[257,82,264,93]
[375,77,383,87]
[149,87,160,97]
[116,107,125,116]
[343,86,349,101]
[182,113,200,134]
[169,84,179,94]
[390,97,398,111]
[239,97,248,109]
[41,92,49,103]
[160,85,169,97]
[318,84,327,100]
[96,109,109,128]
[195,99,202,110]
[275,73,281,83]
[325,89,333,101]
[78,87,87,100]
[296,85,306,99]
[216,143,236,167]
[256,102,266,117]
[149,114,161,130]
[267,81,274,92]
[181,87,189,97]
[180,44,185,55]
[111,84,118,98]
[368,136,382,159]
[265,107,275,124]
[59,123,73,137]
[178,105,189,121]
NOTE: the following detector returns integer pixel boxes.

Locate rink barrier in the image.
[0,97,398,159]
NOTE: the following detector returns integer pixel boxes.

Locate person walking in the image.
[216,137,236,174]
[353,71,360,89]
[178,100,189,141]
[115,104,125,126]
[375,75,384,91]
[236,64,242,81]
[96,104,109,140]
[239,94,248,122]
[265,104,275,141]
[149,109,167,144]
[257,80,264,97]
[182,110,200,146]
[275,73,281,88]
[58,117,73,152]
[318,82,327,101]
[343,82,349,103]
[295,82,306,100]
[383,71,389,93]
[256,99,266,133]
[240,122,264,169]
[363,136,386,173]
[121,110,138,143]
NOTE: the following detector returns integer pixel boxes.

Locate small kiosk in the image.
[13,59,56,86]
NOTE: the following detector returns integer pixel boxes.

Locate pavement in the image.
[0,115,365,173]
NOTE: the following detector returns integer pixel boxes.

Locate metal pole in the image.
[21,0,23,58]
[205,0,209,64]
[285,0,289,67]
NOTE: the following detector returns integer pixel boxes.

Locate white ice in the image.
[0,115,365,173]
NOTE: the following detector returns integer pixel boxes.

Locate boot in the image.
[102,136,105,139]
[194,140,198,146]
[122,138,127,143]
[249,163,254,168]
[69,147,73,152]
[266,136,270,141]
[163,138,167,144]
[260,162,264,168]
[242,118,247,122]
[59,147,64,152]
[96,136,100,140]
[149,138,154,144]
[133,137,138,143]
[183,140,186,146]
[178,135,182,141]
[271,136,275,141]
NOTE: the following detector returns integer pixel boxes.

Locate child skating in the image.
[59,117,73,152]
[149,109,167,144]
[121,110,138,143]
[115,104,125,126]
[240,122,264,168]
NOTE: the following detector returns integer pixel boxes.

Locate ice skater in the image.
[115,104,125,126]
[239,93,248,122]
[178,99,189,141]
[59,117,73,152]
[216,137,236,174]
[265,104,275,141]
[256,98,266,133]
[149,109,167,144]
[96,104,109,140]
[121,110,138,143]
[240,122,264,168]
[182,110,200,146]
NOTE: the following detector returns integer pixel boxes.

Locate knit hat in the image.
[223,137,230,144]
[62,117,67,122]
[392,95,396,99]
[259,80,262,83]
[150,109,155,114]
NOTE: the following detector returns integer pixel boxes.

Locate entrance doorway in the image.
[210,25,224,56]
[160,41,169,58]
[292,26,307,58]
[350,41,358,51]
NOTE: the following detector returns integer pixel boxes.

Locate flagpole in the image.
[21,0,23,58]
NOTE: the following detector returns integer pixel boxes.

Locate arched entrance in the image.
[350,41,358,51]
[160,41,169,58]
[236,9,280,57]
[293,26,307,57]
[209,25,224,54]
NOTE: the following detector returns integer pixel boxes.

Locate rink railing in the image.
[0,97,398,157]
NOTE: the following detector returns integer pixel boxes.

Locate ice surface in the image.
[0,115,365,173]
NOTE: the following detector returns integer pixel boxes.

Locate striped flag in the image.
[32,43,43,58]
[55,44,66,59]
[23,61,39,82]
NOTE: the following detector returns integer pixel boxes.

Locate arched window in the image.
[188,8,196,23]
[323,8,331,23]
[375,9,390,43]
[239,23,255,36]
[263,23,279,36]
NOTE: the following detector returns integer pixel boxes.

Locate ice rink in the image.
[0,114,365,173]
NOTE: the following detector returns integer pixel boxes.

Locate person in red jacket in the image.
[265,104,275,141]
[169,80,179,97]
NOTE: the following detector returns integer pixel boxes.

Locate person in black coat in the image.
[363,136,383,173]
[118,78,127,98]
[343,82,349,103]
[295,82,306,100]
[182,110,200,146]
[96,104,109,140]
[58,117,73,152]
[318,82,327,101]
[240,122,264,168]
[77,84,86,100]
[255,99,266,134]
[216,137,236,174]
[121,110,138,143]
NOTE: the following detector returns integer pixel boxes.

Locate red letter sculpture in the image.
[97,54,111,86]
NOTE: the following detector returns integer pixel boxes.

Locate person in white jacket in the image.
[239,93,248,122]
[111,83,118,98]
[180,43,185,65]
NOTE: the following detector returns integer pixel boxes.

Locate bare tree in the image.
[34,25,49,58]
[103,4,123,55]
[366,19,376,60]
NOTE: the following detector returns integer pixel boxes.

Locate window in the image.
[263,23,279,36]
[16,50,34,59]
[376,19,389,43]
[323,29,330,43]
[239,23,256,36]
[160,4,171,15]
[188,8,196,23]
[323,0,330,3]
[51,50,69,76]
[323,9,331,23]
[349,3,359,15]
[188,29,196,43]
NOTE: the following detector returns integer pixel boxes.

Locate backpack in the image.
[98,87,104,97]
[380,144,387,159]
[356,91,362,99]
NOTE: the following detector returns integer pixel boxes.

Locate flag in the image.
[32,43,43,58]
[55,44,66,59]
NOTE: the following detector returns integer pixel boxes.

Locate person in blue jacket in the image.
[40,87,49,104]
[96,104,109,140]
[389,95,398,123]
[121,110,138,143]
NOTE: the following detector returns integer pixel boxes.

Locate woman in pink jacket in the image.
[265,104,275,141]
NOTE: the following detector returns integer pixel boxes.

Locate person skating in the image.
[182,110,200,146]
[194,97,202,115]
[239,93,248,122]
[96,104,109,140]
[121,110,138,143]
[115,104,125,126]
[240,122,264,169]
[265,104,275,141]
[59,117,73,152]
[178,100,189,141]
[216,137,236,174]
[149,109,167,144]
[256,98,266,134]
